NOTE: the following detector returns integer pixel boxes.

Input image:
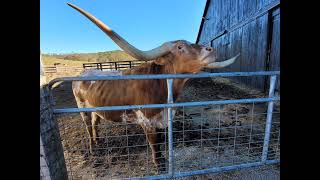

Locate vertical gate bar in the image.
[115,62,118,70]
[261,75,277,162]
[166,79,174,177]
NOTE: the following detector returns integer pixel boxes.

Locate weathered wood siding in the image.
[197,0,280,91]
[268,7,280,92]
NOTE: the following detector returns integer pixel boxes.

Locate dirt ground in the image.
[51,77,280,180]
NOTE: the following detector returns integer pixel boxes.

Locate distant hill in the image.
[42,50,137,66]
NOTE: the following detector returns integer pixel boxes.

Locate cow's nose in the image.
[205,47,213,52]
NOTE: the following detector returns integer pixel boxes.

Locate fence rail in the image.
[43,71,280,179]
[42,66,83,74]
[43,60,147,74]
[49,71,279,88]
[82,60,147,71]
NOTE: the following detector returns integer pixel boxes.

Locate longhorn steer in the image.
[68,3,239,172]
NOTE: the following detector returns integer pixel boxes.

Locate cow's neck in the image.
[124,62,189,102]
[164,62,193,102]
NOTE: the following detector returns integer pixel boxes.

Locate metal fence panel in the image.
[43,71,279,179]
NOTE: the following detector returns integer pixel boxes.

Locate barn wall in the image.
[268,7,280,92]
[197,0,280,91]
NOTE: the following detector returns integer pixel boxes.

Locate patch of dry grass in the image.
[42,55,84,66]
[42,50,136,66]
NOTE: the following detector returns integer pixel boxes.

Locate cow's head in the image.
[67,3,239,73]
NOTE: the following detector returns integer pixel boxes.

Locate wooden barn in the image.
[196,0,280,92]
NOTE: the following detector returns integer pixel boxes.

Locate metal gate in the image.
[41,71,280,179]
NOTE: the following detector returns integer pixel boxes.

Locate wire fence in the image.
[42,71,280,180]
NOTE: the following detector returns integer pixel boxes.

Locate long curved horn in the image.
[67,3,173,61]
[206,53,240,69]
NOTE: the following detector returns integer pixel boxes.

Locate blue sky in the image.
[40,0,207,54]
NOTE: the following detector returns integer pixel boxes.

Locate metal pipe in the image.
[261,75,277,162]
[120,159,279,180]
[53,97,280,114]
[166,79,174,177]
[48,71,280,88]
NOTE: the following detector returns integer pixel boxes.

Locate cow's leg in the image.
[74,97,94,154]
[141,125,166,173]
[79,112,95,154]
[172,109,176,120]
[91,112,101,146]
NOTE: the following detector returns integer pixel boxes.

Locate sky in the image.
[40,0,207,54]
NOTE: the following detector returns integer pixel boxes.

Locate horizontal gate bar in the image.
[53,97,279,114]
[48,71,280,88]
[120,159,280,180]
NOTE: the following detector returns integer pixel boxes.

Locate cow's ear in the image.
[154,53,173,65]
[154,57,167,65]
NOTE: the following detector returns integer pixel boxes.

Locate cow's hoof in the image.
[157,166,167,174]
[94,149,104,156]
[83,152,90,160]
[156,158,167,174]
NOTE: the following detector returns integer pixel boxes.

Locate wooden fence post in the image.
[40,85,68,180]
[114,62,118,70]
